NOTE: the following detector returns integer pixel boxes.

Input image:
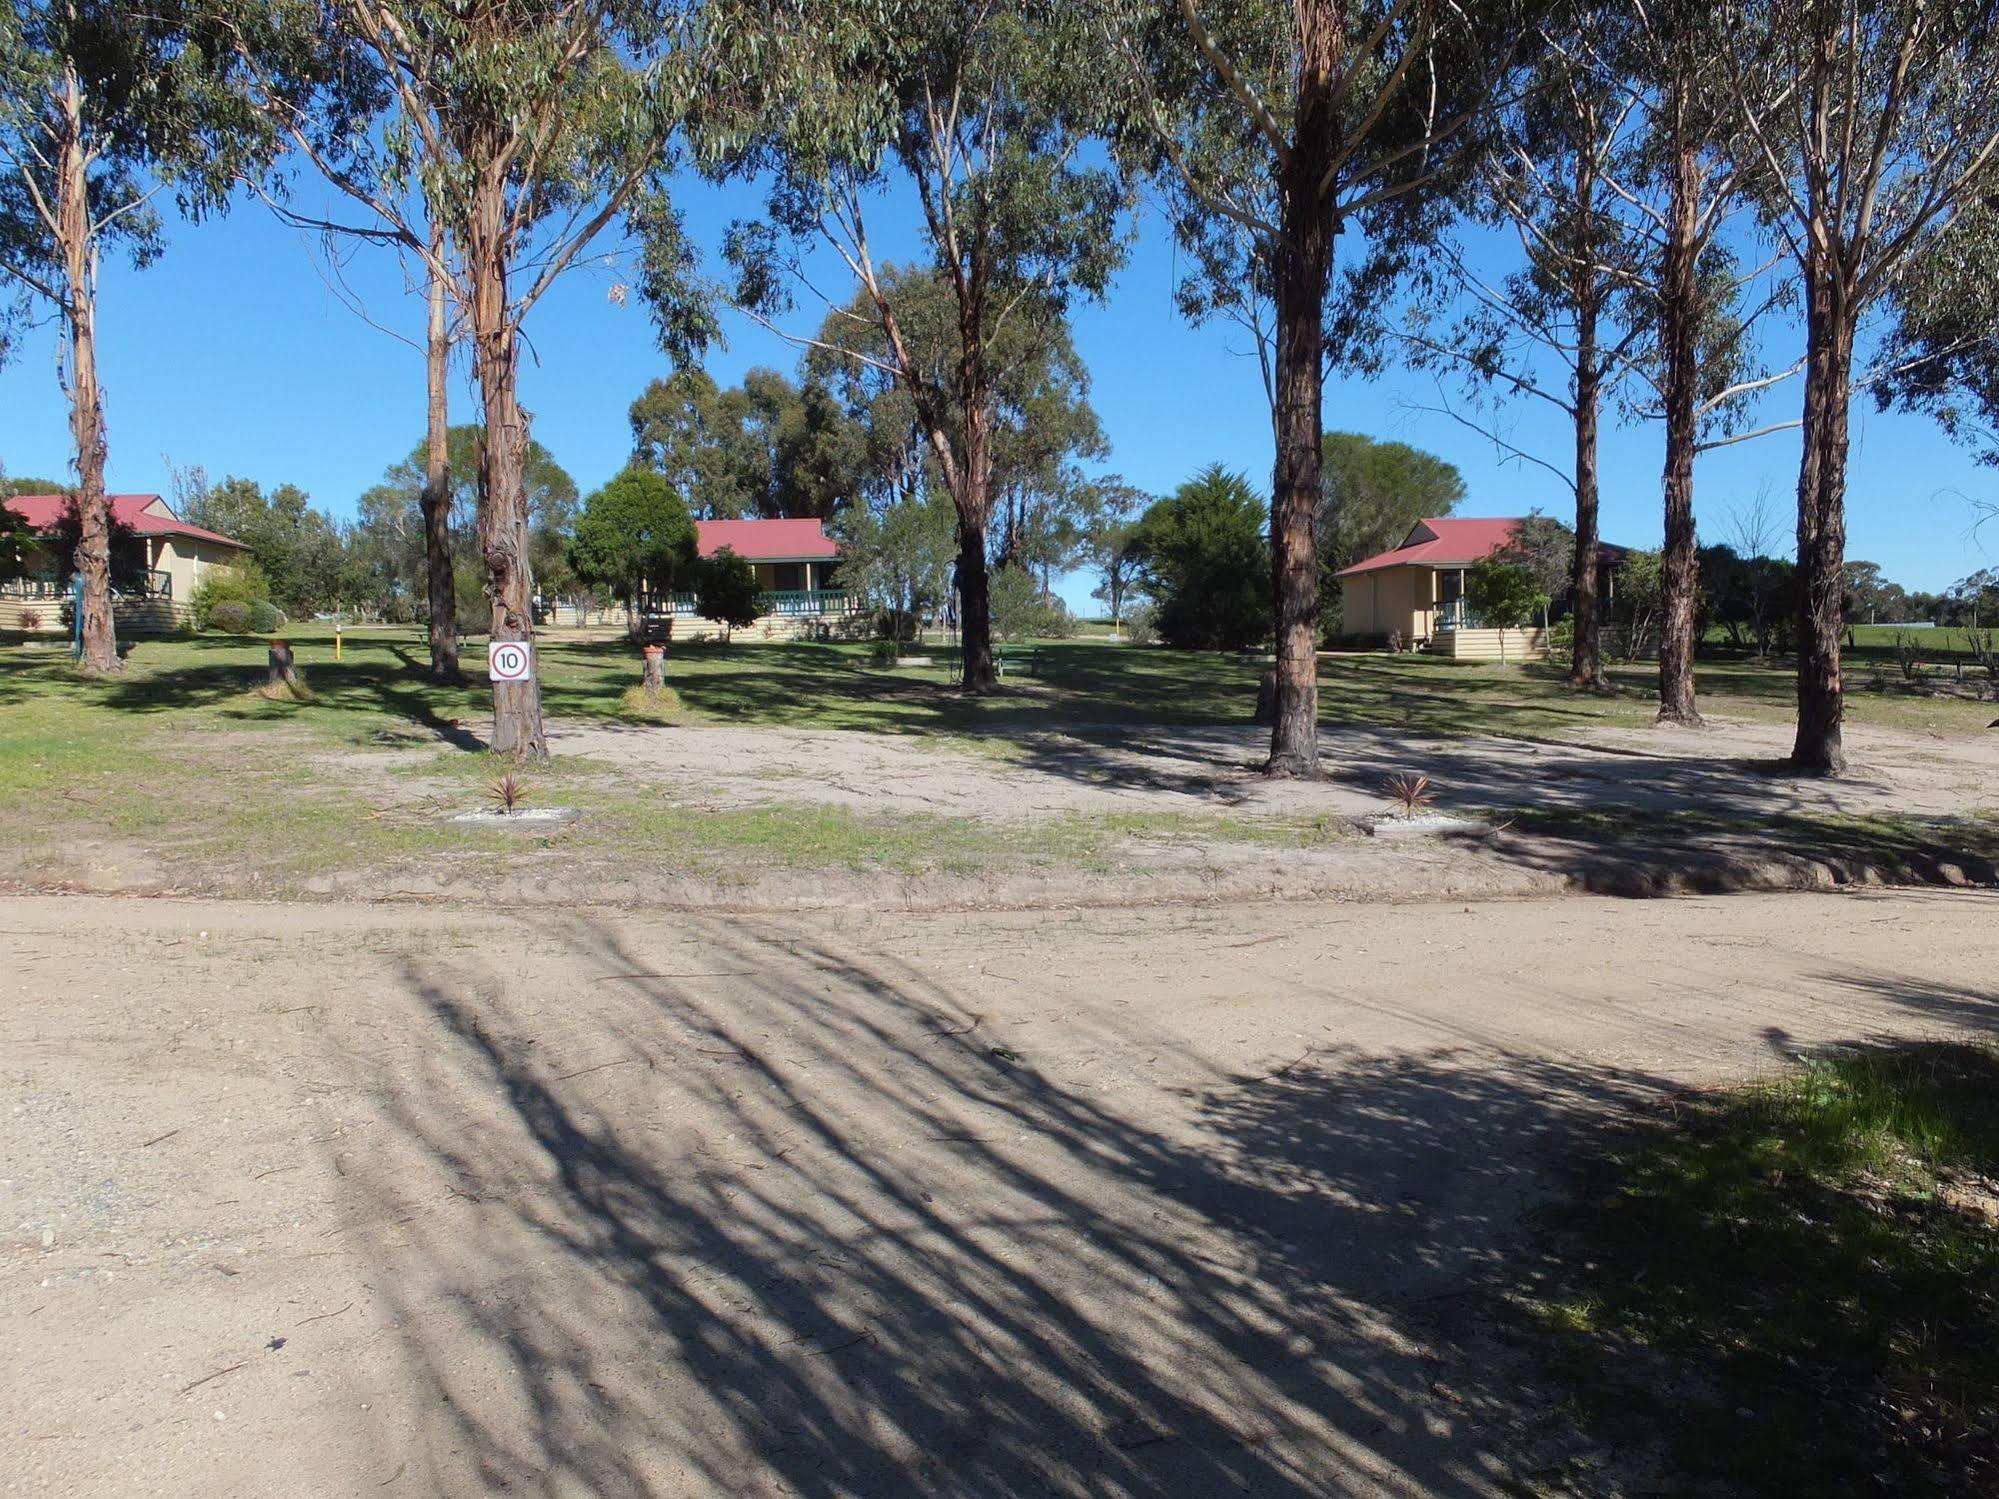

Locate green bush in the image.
[247,599,285,633]
[1121,601,1158,645]
[207,600,254,633]
[1130,466,1271,651]
[989,565,1074,642]
[694,547,767,638]
[190,562,273,630]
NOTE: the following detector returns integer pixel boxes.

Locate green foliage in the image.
[206,600,252,634]
[1532,1042,1999,1497]
[346,428,579,622]
[833,480,958,618]
[191,561,273,631]
[178,474,345,616]
[1131,465,1271,651]
[1318,432,1467,567]
[247,598,284,634]
[0,0,271,366]
[693,547,766,634]
[629,366,862,521]
[988,565,1074,642]
[1078,475,1151,629]
[1464,559,1547,630]
[1494,511,1574,604]
[567,468,697,609]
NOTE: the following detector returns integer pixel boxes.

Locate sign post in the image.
[488,640,533,683]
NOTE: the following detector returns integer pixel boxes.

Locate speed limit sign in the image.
[488,640,534,682]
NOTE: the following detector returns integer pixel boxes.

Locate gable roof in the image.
[695,517,839,563]
[1335,517,1525,576]
[5,493,249,551]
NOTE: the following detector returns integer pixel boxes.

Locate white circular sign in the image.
[488,641,533,682]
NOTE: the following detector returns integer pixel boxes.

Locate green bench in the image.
[997,647,1041,678]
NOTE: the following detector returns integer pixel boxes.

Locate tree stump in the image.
[267,639,304,695]
[1254,668,1277,725]
[640,644,665,695]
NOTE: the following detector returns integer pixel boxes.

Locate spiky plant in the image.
[489,770,525,812]
[1384,771,1436,817]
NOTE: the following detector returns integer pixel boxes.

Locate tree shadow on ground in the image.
[341,918,1676,1497]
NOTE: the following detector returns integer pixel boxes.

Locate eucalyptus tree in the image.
[0,0,262,672]
[224,1,468,678]
[1598,0,1799,725]
[725,0,1130,692]
[1388,36,1652,692]
[235,0,713,758]
[628,365,865,519]
[1108,0,1538,774]
[1718,0,1999,775]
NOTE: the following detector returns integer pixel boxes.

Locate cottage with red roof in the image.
[2,492,250,633]
[1335,516,1623,657]
[663,516,858,640]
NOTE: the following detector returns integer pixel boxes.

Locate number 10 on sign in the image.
[489,641,534,682]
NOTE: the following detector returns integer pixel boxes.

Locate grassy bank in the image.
[1523,1043,1999,1496]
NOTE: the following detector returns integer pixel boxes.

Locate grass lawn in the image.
[0,626,1990,895]
[1522,1043,1999,1496]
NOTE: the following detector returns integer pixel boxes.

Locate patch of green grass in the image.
[1524,1042,1999,1497]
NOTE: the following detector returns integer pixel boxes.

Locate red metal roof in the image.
[1335,517,1528,576]
[695,517,839,562]
[5,492,249,551]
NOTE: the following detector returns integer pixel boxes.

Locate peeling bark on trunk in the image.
[56,71,115,674]
[465,169,544,762]
[1791,263,1852,776]
[422,225,460,683]
[1262,0,1341,779]
[1656,103,1703,727]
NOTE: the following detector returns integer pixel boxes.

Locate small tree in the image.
[693,547,765,642]
[1078,475,1150,638]
[567,469,696,636]
[1464,559,1548,664]
[1131,465,1272,652]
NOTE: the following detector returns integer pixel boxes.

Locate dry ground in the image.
[553,709,1999,824]
[6,889,1996,1497]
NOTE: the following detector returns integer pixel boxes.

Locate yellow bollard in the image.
[334,627,343,661]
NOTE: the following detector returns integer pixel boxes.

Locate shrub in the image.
[247,599,285,634]
[989,564,1074,642]
[1122,601,1158,645]
[17,608,42,631]
[207,600,253,633]
[191,562,273,630]
[874,606,918,643]
[694,547,767,640]
[1130,466,1271,651]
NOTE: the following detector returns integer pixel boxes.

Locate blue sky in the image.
[4,166,1995,612]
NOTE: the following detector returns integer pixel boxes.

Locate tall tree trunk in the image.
[1568,312,1608,691]
[951,301,998,692]
[956,513,994,686]
[56,71,115,673]
[1263,0,1341,778]
[953,385,998,689]
[422,223,459,682]
[1656,97,1703,726]
[465,172,544,761]
[1791,263,1853,776]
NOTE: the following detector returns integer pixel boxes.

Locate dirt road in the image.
[5,890,1995,1497]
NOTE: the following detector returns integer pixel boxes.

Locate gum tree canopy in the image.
[233,0,717,759]
[721,0,1131,693]
[1107,0,1538,775]
[1,0,266,671]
